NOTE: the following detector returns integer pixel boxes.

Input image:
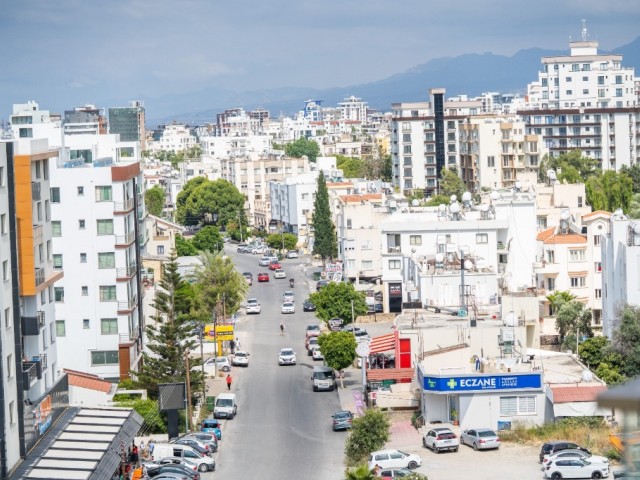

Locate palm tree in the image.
[344,464,375,480]
[546,290,575,315]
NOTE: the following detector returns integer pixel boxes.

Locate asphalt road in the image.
[214,246,346,478]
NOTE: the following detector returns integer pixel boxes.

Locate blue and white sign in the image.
[420,372,542,393]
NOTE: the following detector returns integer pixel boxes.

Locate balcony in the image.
[113,198,134,214]
[118,294,138,314]
[119,329,140,346]
[22,361,42,388]
[115,231,136,247]
[116,263,138,281]
[22,311,45,336]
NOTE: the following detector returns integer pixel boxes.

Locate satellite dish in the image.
[634,224,640,234]
[504,312,517,327]
[581,370,594,382]
[450,202,460,213]
[490,191,500,201]
[464,260,473,270]
[613,208,624,217]
[438,204,446,212]
[435,253,444,263]
[462,191,472,202]
[450,194,457,203]
[411,199,419,207]
[515,181,522,190]
[547,169,556,179]
[481,204,489,212]
[560,210,570,221]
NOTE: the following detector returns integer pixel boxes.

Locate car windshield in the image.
[478,430,497,437]
[283,302,294,307]
[314,370,333,380]
[307,324,319,330]
[247,299,258,304]
[234,352,247,358]
[202,420,218,428]
[217,399,233,407]
[281,349,294,356]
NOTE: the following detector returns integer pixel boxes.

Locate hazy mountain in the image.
[147,37,640,126]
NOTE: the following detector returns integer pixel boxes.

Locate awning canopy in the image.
[369,332,396,354]
[366,368,414,382]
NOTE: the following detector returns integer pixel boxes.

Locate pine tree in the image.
[136,253,202,400]
[312,172,337,265]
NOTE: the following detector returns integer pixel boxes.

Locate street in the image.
[213,246,346,478]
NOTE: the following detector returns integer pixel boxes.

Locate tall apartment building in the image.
[337,96,368,122]
[63,105,107,135]
[521,26,639,170]
[108,101,146,150]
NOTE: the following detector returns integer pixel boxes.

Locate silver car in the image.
[460,428,501,450]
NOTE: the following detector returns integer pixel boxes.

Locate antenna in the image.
[581,19,588,42]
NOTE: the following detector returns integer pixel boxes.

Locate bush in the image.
[345,409,390,466]
[114,398,166,434]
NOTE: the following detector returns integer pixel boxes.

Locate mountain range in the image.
[147,36,640,127]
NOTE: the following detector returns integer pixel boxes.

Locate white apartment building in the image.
[602,210,640,338]
[200,134,272,160]
[148,123,198,153]
[337,96,368,122]
[379,190,536,313]
[50,133,146,381]
[269,172,319,246]
[521,26,639,170]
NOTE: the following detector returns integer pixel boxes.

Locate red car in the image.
[268,262,281,271]
[257,272,270,282]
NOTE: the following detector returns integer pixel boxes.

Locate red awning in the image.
[366,368,414,381]
[369,332,396,354]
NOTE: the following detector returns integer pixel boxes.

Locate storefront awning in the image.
[369,332,396,354]
[367,368,414,382]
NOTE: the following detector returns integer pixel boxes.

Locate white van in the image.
[312,366,336,392]
[152,443,215,472]
[213,393,237,419]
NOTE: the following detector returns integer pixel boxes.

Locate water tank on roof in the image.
[582,370,594,382]
[411,199,419,207]
[450,194,457,203]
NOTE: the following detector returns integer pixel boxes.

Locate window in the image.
[101,318,118,335]
[99,286,117,302]
[0,166,4,187]
[9,401,15,425]
[361,260,373,270]
[595,289,602,299]
[476,233,488,244]
[50,187,60,203]
[78,219,85,229]
[50,322,56,344]
[570,277,586,288]
[157,245,165,255]
[346,219,352,229]
[0,214,4,235]
[98,252,115,269]
[56,320,66,337]
[81,286,88,296]
[35,161,41,179]
[83,319,90,329]
[2,260,8,281]
[593,235,601,246]
[616,88,623,97]
[95,186,112,202]
[6,353,13,380]
[36,202,42,221]
[45,199,50,221]
[595,262,602,272]
[48,285,53,303]
[53,254,63,269]
[4,307,10,329]
[52,221,61,237]
[500,395,536,415]
[96,219,114,235]
[346,259,355,270]
[547,278,556,291]
[569,249,585,262]
[54,287,64,302]
[77,186,84,196]
[80,253,87,263]
[409,235,422,245]
[402,133,411,142]
[577,196,583,207]
[388,260,401,270]
[90,351,119,366]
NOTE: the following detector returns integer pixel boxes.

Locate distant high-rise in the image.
[108,101,146,149]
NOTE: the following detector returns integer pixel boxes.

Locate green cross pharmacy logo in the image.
[447,378,458,389]
[427,379,436,388]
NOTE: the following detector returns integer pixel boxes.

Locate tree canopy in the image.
[555,300,593,349]
[175,178,246,228]
[175,234,198,256]
[585,170,633,213]
[311,172,338,262]
[541,150,599,183]
[309,281,368,323]
[611,305,640,378]
[193,251,248,318]
[191,226,223,253]
[317,331,357,388]
[265,232,298,251]
[144,185,165,217]
[344,409,391,465]
[439,168,465,199]
[285,137,320,162]
[363,144,392,182]
[620,165,640,194]
[337,155,366,178]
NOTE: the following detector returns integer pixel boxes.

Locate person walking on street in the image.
[226,374,232,390]
[280,322,285,336]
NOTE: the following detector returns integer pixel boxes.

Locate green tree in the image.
[317,331,357,388]
[585,170,633,213]
[285,137,320,162]
[344,409,391,465]
[309,282,368,324]
[611,305,640,377]
[439,168,465,199]
[337,155,366,178]
[344,464,375,480]
[595,362,627,386]
[620,165,640,193]
[545,150,599,181]
[176,177,207,220]
[175,234,198,256]
[546,290,575,315]
[113,398,166,433]
[312,172,338,264]
[265,233,298,251]
[176,178,246,228]
[555,300,593,349]
[191,226,223,253]
[628,193,640,219]
[425,194,451,207]
[136,254,201,402]
[193,251,248,319]
[363,144,392,182]
[556,165,583,184]
[145,185,166,217]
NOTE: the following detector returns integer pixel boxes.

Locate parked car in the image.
[306,337,319,354]
[286,250,299,259]
[199,419,222,440]
[303,299,316,312]
[540,441,591,463]
[543,449,610,467]
[180,433,218,453]
[283,291,295,302]
[269,261,281,271]
[311,346,324,361]
[281,302,295,314]
[316,279,329,291]
[278,348,296,366]
[460,428,500,450]
[232,351,249,367]
[422,427,459,453]
[213,393,237,420]
[236,244,249,253]
[257,272,269,282]
[274,269,286,279]
[150,444,215,472]
[305,324,321,338]
[251,246,264,255]
[204,356,231,372]
[169,437,210,456]
[380,468,427,479]
[543,458,610,479]
[331,410,353,431]
[242,272,253,285]
[145,464,200,479]
[246,298,261,314]
[368,449,422,471]
[328,317,344,331]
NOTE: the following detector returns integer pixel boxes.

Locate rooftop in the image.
[551,385,607,403]
[64,369,116,394]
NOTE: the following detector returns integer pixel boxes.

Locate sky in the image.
[0,0,639,118]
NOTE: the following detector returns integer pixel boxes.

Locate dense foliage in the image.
[144,185,166,217]
[193,251,248,319]
[175,178,246,228]
[439,168,465,199]
[175,234,198,256]
[317,331,357,385]
[309,281,368,323]
[265,232,298,251]
[311,172,338,262]
[337,155,366,178]
[344,409,391,465]
[191,226,223,253]
[284,137,320,162]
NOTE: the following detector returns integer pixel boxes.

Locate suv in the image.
[422,427,459,453]
[539,441,590,462]
[368,449,422,471]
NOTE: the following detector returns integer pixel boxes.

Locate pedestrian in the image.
[130,443,139,463]
[229,339,236,354]
[131,464,143,480]
[235,337,241,350]
[280,322,285,336]
[148,439,155,458]
[226,374,232,391]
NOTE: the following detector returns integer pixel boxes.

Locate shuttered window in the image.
[500,396,536,415]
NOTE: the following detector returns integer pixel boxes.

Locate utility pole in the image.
[238,209,243,243]
[199,324,206,403]
[185,352,192,433]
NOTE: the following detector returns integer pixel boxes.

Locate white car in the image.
[311,346,324,361]
[246,298,261,314]
[258,257,271,267]
[286,250,299,259]
[543,458,610,479]
[368,449,422,471]
[283,291,295,302]
[232,351,249,367]
[278,348,296,366]
[274,269,286,279]
[543,449,610,467]
[205,356,231,372]
[251,246,264,255]
[281,302,295,314]
[422,427,459,453]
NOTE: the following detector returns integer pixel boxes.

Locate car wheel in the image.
[408,461,418,469]
[551,473,562,479]
[592,473,603,479]
[435,447,440,454]
[223,366,230,372]
[422,438,427,448]
[473,443,478,451]
[454,447,458,452]
[199,464,208,472]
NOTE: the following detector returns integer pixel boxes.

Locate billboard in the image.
[420,372,542,393]
[215,325,234,341]
[158,382,186,411]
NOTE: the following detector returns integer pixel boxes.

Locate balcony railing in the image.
[119,329,140,346]
[115,231,136,247]
[116,263,138,280]
[22,311,45,336]
[113,198,134,214]
[118,294,138,313]
[35,267,45,287]
[22,361,41,388]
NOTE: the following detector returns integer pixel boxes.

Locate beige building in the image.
[143,215,185,284]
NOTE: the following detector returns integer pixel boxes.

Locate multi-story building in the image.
[602,210,640,338]
[337,95,368,122]
[108,101,146,150]
[63,105,107,135]
[269,172,319,245]
[521,25,639,170]
[149,123,198,153]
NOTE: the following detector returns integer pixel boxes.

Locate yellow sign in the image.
[215,325,234,341]
[202,324,217,343]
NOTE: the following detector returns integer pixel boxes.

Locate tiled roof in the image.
[327,182,354,188]
[582,210,612,219]
[339,193,383,203]
[366,368,414,381]
[64,369,115,394]
[544,234,587,244]
[551,385,607,403]
[536,227,555,241]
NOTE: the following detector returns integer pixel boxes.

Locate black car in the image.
[332,410,354,431]
[146,464,200,480]
[303,299,316,312]
[539,441,590,462]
